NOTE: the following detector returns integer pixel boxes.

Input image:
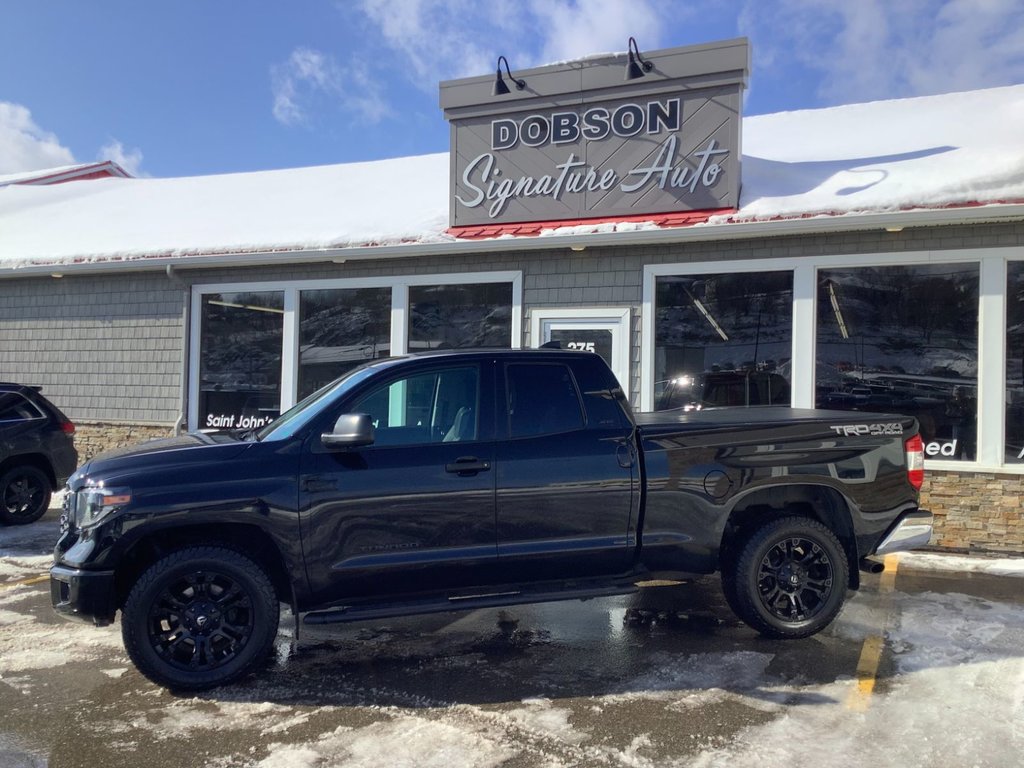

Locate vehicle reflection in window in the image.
[654,272,794,412]
[655,370,791,411]
[816,265,978,461]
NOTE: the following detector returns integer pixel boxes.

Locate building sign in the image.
[440,39,749,228]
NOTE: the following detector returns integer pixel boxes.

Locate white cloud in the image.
[97,139,144,176]
[740,0,1024,105]
[355,0,667,89]
[271,46,393,126]
[356,0,500,84]
[528,0,666,64]
[0,102,75,174]
[272,47,341,125]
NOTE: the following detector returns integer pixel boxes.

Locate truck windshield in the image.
[256,361,393,442]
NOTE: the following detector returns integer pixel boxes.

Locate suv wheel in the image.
[726,516,849,639]
[121,546,280,690]
[0,465,52,525]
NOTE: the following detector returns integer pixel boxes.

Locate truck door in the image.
[299,361,498,606]
[495,357,637,581]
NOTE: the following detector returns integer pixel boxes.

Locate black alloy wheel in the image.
[0,465,51,525]
[756,536,834,622]
[725,516,849,639]
[122,546,279,690]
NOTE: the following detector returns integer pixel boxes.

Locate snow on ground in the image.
[2,512,1023,766]
[898,551,1024,577]
[686,590,1024,768]
[1,84,1023,267]
[258,717,516,768]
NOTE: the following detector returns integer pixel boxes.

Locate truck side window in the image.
[507,363,585,438]
[351,366,479,446]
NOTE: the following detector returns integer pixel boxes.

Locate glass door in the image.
[531,307,631,390]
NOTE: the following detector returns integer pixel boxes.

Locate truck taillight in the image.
[905,434,924,490]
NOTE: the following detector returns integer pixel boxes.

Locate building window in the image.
[298,288,391,399]
[198,291,284,431]
[1007,262,1024,464]
[654,272,793,411]
[191,273,520,431]
[409,283,513,351]
[817,264,979,461]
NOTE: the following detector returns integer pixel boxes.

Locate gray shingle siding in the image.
[0,272,185,424]
[1,221,1022,424]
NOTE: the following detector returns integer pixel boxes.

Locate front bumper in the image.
[49,564,117,626]
[873,510,934,555]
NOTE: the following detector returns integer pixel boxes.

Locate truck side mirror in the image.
[321,413,375,449]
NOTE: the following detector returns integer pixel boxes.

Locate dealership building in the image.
[2,39,1024,553]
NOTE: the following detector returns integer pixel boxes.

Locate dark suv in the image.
[0,384,78,525]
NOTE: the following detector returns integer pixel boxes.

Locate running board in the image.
[303,582,638,626]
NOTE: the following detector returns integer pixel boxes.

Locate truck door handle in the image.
[616,439,636,469]
[302,475,337,493]
[445,457,491,476]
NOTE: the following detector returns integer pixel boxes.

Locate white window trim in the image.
[188,271,522,430]
[643,247,1024,474]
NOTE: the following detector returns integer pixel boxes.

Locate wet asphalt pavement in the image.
[2,507,1023,768]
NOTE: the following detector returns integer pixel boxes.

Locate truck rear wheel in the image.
[121,546,279,690]
[725,516,848,639]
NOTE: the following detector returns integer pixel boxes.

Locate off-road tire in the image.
[726,516,849,639]
[0,465,51,525]
[121,546,279,690]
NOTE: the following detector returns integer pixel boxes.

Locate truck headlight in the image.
[75,486,132,527]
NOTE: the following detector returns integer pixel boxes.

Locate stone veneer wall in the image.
[921,470,1024,554]
[73,422,176,465]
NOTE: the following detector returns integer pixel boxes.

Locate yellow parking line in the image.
[846,554,900,712]
[0,573,49,589]
[879,553,900,591]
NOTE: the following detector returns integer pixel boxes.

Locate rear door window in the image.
[506,363,585,438]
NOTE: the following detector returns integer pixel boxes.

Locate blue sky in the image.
[2,0,1023,179]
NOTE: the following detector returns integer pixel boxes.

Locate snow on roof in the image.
[1,84,1023,270]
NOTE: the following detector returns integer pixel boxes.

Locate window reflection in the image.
[298,288,391,399]
[198,292,284,430]
[409,283,513,350]
[817,265,978,461]
[654,273,793,411]
[1007,262,1024,463]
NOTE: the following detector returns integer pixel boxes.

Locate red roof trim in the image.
[447,209,735,240]
[5,161,132,187]
[709,198,1024,225]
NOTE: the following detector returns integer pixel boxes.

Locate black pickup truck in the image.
[51,349,931,689]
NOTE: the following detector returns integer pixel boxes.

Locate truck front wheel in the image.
[725,516,849,639]
[121,546,280,690]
